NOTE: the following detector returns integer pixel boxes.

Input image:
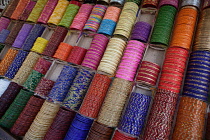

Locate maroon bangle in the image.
[143,89,178,139]
[136,61,160,86]
[70,1,82,7]
[112,130,137,140]
[142,0,159,8]
[158,0,178,9]
[34,78,55,97]
[44,107,76,140]
[10,96,45,136]
[79,74,111,118]
[67,46,87,65]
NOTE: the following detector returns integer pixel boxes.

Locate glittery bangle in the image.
[44,107,76,140]
[48,65,78,103]
[47,0,69,25]
[10,96,45,136]
[10,0,30,20]
[118,92,151,136]
[0,48,18,76]
[79,74,111,118]
[24,101,60,140]
[97,78,133,127]
[37,0,58,24]
[27,0,48,23]
[62,68,95,111]
[172,96,207,140]
[0,89,34,129]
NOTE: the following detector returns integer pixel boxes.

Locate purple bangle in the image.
[19,1,36,21]
[131,21,152,43]
[12,24,33,48]
[0,17,10,32]
[38,0,58,24]
[158,0,179,9]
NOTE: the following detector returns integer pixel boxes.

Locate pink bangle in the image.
[70,4,93,30]
[37,0,58,24]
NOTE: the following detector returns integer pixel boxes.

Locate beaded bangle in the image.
[113,2,138,39]
[181,50,210,102]
[142,0,159,8]
[42,26,68,57]
[158,0,178,9]
[67,46,87,65]
[5,50,29,79]
[58,3,80,28]
[2,0,20,18]
[23,70,44,91]
[22,24,45,51]
[116,40,146,81]
[118,92,151,136]
[0,29,10,43]
[31,37,48,54]
[5,21,24,45]
[87,121,114,140]
[150,5,177,46]
[0,17,10,33]
[136,61,160,86]
[194,8,210,51]
[12,52,41,85]
[70,4,93,31]
[64,113,94,140]
[34,78,55,97]
[158,47,189,93]
[113,130,137,140]
[83,4,107,32]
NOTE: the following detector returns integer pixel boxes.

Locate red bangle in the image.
[79,74,111,118]
[67,46,87,65]
[158,82,181,93]
[112,130,137,140]
[70,1,82,7]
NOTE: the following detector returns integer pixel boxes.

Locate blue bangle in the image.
[48,65,78,103]
[118,92,151,136]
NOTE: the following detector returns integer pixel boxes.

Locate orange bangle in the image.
[170,7,198,50]
[172,96,207,140]
[53,42,73,61]
[10,0,30,20]
[0,49,18,75]
[79,74,111,118]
